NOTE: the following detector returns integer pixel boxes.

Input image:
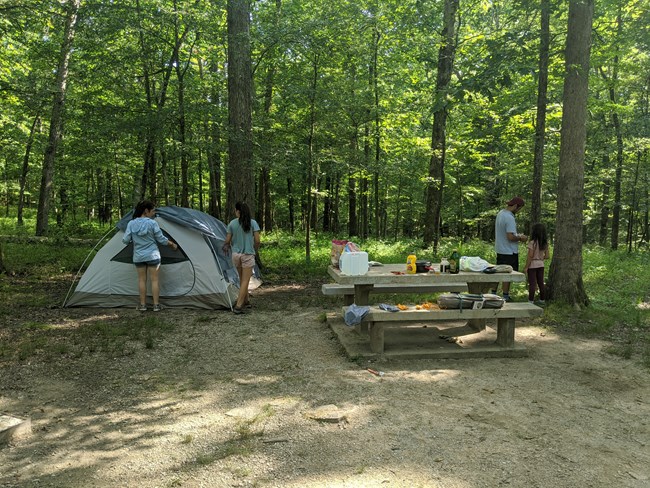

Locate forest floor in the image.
[0,279,649,488]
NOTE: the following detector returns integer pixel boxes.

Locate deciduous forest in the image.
[1,0,648,249]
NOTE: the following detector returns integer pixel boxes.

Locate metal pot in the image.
[415,260,431,273]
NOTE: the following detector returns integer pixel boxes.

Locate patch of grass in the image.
[22,322,55,331]
[193,315,214,323]
[1,311,177,362]
[17,336,48,360]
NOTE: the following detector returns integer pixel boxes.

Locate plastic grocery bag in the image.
[459,256,491,272]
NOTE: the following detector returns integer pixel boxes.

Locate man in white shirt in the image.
[494,196,528,301]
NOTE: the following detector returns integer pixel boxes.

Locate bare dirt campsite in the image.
[1,282,649,488]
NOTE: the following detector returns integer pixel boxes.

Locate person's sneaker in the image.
[503,294,512,302]
[232,306,244,315]
[153,304,163,312]
[538,300,546,306]
[528,300,534,304]
[136,304,147,312]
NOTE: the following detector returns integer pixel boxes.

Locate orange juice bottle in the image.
[406,253,417,274]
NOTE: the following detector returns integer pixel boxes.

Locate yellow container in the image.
[406,253,417,274]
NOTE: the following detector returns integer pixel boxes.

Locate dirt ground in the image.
[1,283,649,488]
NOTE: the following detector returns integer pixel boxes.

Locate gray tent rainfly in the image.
[65,206,260,310]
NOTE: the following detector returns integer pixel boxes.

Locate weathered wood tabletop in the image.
[328,264,525,305]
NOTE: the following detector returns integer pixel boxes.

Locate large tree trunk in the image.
[423,0,459,249]
[226,0,255,217]
[530,0,550,227]
[547,0,593,307]
[35,0,80,236]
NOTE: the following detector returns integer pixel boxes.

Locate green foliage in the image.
[1,240,95,277]
[0,216,648,367]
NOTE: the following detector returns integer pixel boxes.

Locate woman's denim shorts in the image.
[134,259,161,268]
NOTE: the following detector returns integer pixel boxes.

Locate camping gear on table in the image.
[415,260,431,273]
[449,250,460,274]
[339,251,369,276]
[331,239,348,268]
[459,256,491,272]
[483,264,514,274]
[64,206,260,310]
[406,253,417,274]
[437,292,505,310]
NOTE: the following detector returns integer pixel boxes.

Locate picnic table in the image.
[326,264,541,358]
[327,263,525,306]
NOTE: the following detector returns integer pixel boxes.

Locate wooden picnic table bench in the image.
[343,302,543,354]
[322,282,468,305]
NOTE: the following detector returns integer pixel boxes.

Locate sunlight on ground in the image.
[344,368,461,383]
[282,469,474,488]
[233,374,283,385]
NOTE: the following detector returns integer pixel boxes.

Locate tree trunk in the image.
[304,55,319,262]
[530,0,550,227]
[226,0,255,218]
[257,0,281,232]
[371,22,381,238]
[626,151,641,252]
[547,0,593,307]
[35,0,80,236]
[423,0,459,249]
[287,177,295,233]
[598,164,611,246]
[18,114,41,226]
[176,59,189,208]
[136,0,189,204]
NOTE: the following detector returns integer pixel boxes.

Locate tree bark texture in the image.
[423,0,459,249]
[547,0,593,306]
[35,0,80,236]
[530,0,550,227]
[18,114,40,226]
[226,0,255,218]
[607,11,624,250]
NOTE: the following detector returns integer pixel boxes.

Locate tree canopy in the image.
[0,0,648,251]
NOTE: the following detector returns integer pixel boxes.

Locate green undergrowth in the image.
[0,225,648,367]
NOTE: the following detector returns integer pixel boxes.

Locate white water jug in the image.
[339,251,369,276]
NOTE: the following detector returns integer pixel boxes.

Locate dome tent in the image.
[65,206,260,310]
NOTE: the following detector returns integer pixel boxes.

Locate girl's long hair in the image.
[531,223,548,250]
[236,201,252,232]
[134,200,155,218]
